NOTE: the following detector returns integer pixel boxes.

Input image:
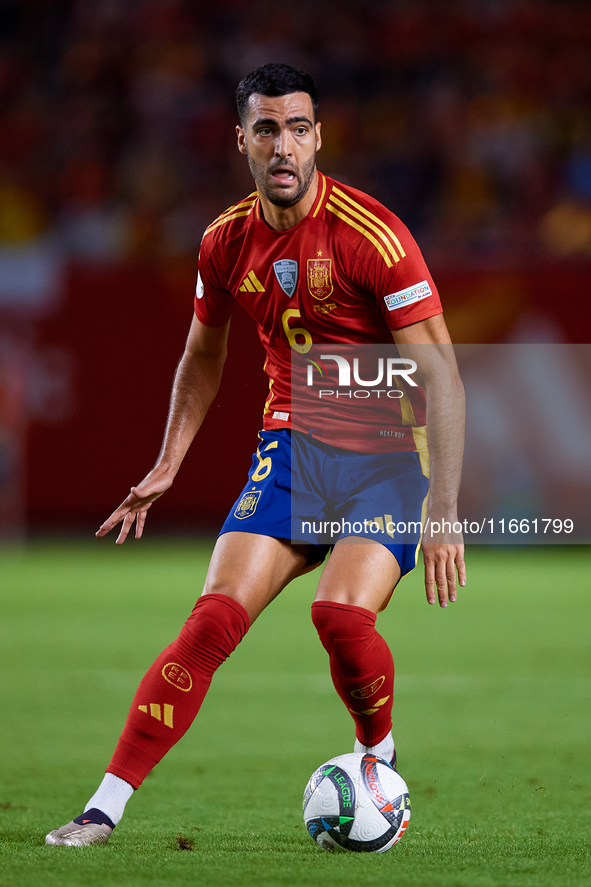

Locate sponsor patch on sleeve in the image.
[384,280,432,311]
[196,272,204,299]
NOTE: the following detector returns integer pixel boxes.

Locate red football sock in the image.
[107,593,249,788]
[311,600,394,747]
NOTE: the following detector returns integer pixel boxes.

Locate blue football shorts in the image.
[219,429,430,579]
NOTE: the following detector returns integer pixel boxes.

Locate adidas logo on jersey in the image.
[138,703,174,728]
[239,270,265,292]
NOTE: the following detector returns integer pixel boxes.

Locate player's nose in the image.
[274,128,293,157]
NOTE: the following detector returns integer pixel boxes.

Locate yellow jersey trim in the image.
[392,376,418,426]
[329,194,401,264]
[332,185,406,258]
[219,192,257,218]
[205,208,253,236]
[326,202,394,267]
[411,426,429,477]
[263,376,274,416]
[204,192,258,237]
[312,173,327,218]
[411,425,430,568]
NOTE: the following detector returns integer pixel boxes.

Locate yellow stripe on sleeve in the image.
[326,202,394,267]
[219,193,258,218]
[332,185,406,258]
[329,194,401,263]
[204,209,253,236]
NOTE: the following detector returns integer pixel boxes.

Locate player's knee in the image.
[202,573,245,598]
[311,600,376,650]
[180,593,249,658]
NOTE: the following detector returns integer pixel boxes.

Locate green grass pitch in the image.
[0,541,589,887]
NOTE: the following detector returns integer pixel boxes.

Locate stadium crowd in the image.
[1,0,591,271]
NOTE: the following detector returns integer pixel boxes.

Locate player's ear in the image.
[236,125,247,155]
[315,121,322,152]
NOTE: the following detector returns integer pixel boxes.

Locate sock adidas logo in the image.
[349,695,391,716]
[239,270,265,293]
[138,703,174,728]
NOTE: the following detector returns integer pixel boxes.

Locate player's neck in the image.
[258,171,319,232]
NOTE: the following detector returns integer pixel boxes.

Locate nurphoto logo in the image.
[305,354,417,399]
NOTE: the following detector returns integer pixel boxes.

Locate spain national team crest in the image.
[307,258,333,300]
[234,489,262,519]
[273,259,298,297]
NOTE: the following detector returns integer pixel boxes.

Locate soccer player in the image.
[46,64,465,847]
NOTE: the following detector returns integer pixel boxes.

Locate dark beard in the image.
[247,151,317,208]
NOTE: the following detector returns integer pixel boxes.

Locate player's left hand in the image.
[421,540,466,607]
[95,464,175,544]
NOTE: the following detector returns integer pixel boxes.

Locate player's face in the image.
[237,92,322,208]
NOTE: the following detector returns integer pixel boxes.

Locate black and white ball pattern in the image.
[303,752,411,853]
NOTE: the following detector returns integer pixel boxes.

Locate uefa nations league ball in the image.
[303,753,411,853]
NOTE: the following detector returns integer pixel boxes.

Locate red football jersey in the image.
[194,172,442,453]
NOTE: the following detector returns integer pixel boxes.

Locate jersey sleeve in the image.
[193,236,235,328]
[367,216,442,331]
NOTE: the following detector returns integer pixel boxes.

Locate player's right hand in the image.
[96,467,175,544]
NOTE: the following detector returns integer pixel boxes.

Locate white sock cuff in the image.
[84,773,134,826]
[354,732,395,761]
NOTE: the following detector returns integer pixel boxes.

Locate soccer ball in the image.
[303,752,411,853]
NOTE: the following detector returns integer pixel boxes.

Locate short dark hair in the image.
[236,63,318,125]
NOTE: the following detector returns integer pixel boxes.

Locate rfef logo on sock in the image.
[161,662,193,691]
[350,675,386,699]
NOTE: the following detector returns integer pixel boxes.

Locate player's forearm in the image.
[423,367,465,517]
[154,350,225,478]
[395,335,465,514]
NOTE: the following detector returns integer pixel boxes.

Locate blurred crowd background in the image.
[2,0,591,266]
[0,0,590,537]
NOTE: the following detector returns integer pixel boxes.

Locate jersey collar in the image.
[310,171,330,218]
[252,171,331,227]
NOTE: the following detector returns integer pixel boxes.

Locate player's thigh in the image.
[202,531,312,624]
[314,538,401,614]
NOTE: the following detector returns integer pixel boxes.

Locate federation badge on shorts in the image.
[273,259,298,297]
[307,258,333,300]
[234,489,262,519]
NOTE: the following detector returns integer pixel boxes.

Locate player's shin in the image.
[107,593,249,789]
[311,600,394,749]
